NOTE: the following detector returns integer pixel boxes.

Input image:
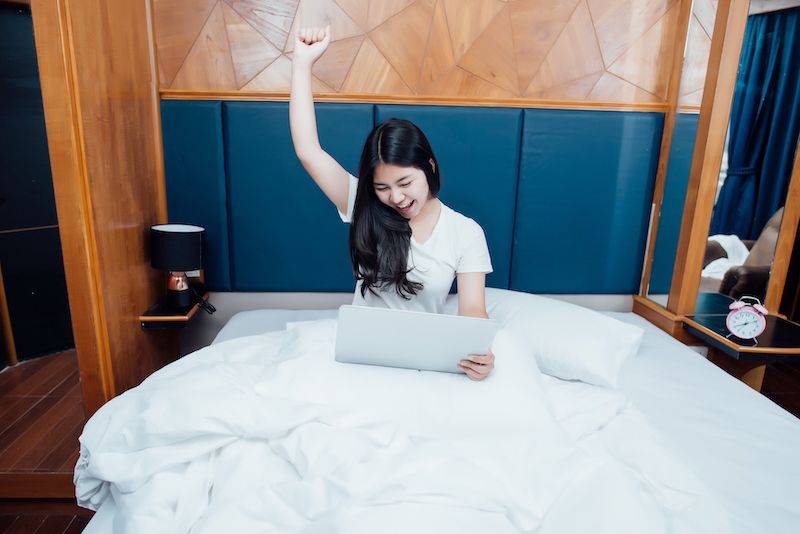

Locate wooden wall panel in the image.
[31,0,177,415]
[681,0,717,107]
[154,0,714,106]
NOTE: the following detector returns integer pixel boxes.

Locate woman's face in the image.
[372,163,432,220]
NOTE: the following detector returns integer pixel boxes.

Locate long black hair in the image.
[350,119,440,299]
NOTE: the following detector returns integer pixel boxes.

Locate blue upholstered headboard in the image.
[162,101,674,294]
[649,113,699,294]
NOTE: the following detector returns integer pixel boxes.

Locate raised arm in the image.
[290,26,351,214]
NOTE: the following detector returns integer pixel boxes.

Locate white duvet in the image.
[76,320,729,533]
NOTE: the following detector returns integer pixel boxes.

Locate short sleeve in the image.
[457,219,493,274]
[337,173,359,223]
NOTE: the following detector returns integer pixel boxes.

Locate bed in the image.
[210,304,800,534]
[75,289,800,533]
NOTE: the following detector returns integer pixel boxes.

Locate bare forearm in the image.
[459,306,489,319]
[290,61,321,160]
[288,26,349,211]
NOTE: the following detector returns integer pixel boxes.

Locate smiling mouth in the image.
[396,200,414,211]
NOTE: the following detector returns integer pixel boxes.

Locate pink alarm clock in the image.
[726,296,768,340]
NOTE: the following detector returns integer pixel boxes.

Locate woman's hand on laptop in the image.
[459,351,495,381]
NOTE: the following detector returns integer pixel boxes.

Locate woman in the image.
[290,26,495,380]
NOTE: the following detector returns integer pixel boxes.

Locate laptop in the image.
[334,305,500,373]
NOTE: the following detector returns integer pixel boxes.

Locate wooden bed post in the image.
[30,0,176,416]
[668,0,751,317]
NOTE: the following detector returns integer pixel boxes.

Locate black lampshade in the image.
[150,224,205,272]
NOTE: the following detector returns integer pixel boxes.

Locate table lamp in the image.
[150,224,205,309]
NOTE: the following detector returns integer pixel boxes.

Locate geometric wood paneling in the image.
[285,0,362,53]
[243,54,293,91]
[340,37,412,94]
[607,2,680,100]
[588,71,662,103]
[337,0,416,31]
[694,0,719,36]
[527,70,605,100]
[311,35,364,91]
[419,64,516,98]
[587,0,677,66]
[223,2,282,87]
[418,0,453,89]
[243,54,333,92]
[154,0,217,86]
[525,0,605,96]
[156,0,715,106]
[680,13,713,106]
[226,0,299,50]
[443,0,503,61]
[369,0,435,91]
[362,0,416,31]
[173,2,238,90]
[510,0,580,95]
[458,5,518,94]
[680,0,717,107]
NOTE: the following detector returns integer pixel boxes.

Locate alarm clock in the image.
[726,296,768,340]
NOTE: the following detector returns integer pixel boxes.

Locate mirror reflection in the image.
[698,5,800,306]
[647,0,717,307]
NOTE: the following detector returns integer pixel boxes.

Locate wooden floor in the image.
[0,500,91,534]
[0,352,84,498]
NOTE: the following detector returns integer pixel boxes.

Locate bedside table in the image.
[139,283,210,329]
[683,314,800,391]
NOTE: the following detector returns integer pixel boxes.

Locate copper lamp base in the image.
[167,271,192,308]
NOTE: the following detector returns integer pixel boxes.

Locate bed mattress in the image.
[212,308,800,534]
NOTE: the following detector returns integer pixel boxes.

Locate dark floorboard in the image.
[0,352,84,476]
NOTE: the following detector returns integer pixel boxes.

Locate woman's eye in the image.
[400,182,410,188]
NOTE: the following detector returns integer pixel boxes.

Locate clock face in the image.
[725,308,767,339]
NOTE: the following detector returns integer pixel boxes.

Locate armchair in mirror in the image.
[697,5,800,309]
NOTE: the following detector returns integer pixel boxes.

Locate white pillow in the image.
[447,288,643,388]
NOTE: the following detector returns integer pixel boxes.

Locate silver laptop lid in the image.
[334,305,500,373]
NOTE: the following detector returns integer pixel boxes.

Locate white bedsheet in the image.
[210,309,800,533]
[611,312,800,534]
[76,316,729,533]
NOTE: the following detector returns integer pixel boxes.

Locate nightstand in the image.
[682,313,800,391]
[139,282,209,329]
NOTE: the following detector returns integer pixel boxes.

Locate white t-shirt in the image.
[338,174,492,313]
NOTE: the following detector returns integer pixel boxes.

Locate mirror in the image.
[646,0,718,307]
[696,5,800,309]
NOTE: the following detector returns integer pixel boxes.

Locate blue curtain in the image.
[710,8,800,240]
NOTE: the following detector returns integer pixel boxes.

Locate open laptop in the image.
[334,305,500,373]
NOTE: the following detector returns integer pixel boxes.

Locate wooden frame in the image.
[638,0,800,333]
[0,474,74,499]
[31,0,116,413]
[683,316,800,355]
[634,0,796,331]
[638,0,695,296]
[31,0,177,416]
[765,140,800,311]
[160,89,669,113]
[669,0,752,317]
[0,264,18,366]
